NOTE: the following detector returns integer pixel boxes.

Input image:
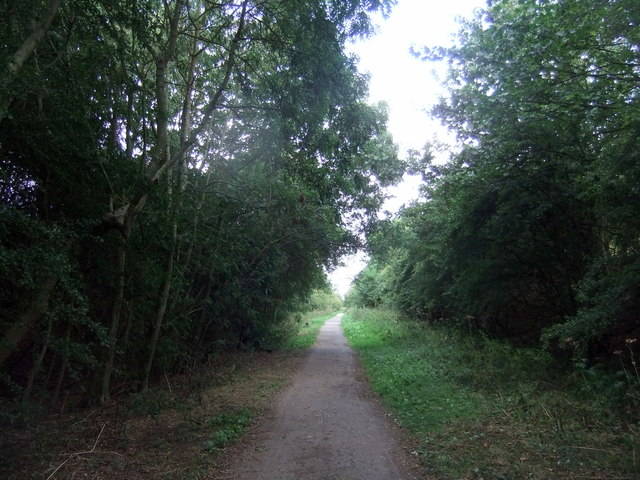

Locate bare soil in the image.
[216,313,418,480]
[0,350,306,479]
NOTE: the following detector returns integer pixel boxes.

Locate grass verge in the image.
[203,407,253,452]
[342,308,639,480]
[280,310,337,350]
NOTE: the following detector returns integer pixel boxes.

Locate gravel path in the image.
[222,313,414,480]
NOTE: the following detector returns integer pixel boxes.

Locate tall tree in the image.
[356,0,640,353]
[0,0,403,405]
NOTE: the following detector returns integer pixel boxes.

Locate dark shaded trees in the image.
[352,0,640,356]
[0,0,402,405]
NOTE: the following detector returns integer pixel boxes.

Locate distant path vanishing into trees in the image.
[219,313,415,480]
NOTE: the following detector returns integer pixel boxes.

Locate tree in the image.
[0,0,403,405]
[364,0,640,354]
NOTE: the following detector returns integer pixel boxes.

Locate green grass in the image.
[280,311,337,350]
[342,308,640,479]
[203,407,253,452]
[343,309,487,433]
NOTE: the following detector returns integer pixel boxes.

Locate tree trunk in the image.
[22,314,53,401]
[99,238,127,404]
[52,325,71,405]
[140,14,201,391]
[1,0,63,122]
[0,275,58,368]
[95,0,249,238]
[191,264,216,363]
[6,0,62,76]
[99,1,185,402]
[96,0,249,398]
[141,240,176,392]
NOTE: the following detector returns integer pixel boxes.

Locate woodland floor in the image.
[0,314,419,479]
[1,350,305,479]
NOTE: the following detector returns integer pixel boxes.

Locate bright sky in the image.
[329,0,486,297]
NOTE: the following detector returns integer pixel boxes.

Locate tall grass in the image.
[343,308,488,433]
[343,308,639,479]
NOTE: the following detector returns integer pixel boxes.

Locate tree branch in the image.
[6,0,63,77]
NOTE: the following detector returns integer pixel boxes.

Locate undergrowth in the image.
[203,407,253,452]
[279,311,337,350]
[342,308,640,479]
[0,310,334,479]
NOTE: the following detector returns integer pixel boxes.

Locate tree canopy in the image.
[0,0,403,404]
[351,0,640,359]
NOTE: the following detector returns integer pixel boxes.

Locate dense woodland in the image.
[0,0,402,408]
[2,0,639,423]
[350,0,640,363]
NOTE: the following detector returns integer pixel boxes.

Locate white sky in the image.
[329,0,486,297]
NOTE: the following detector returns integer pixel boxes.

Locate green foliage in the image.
[0,397,46,428]
[0,0,404,409]
[280,312,336,350]
[428,0,640,347]
[127,390,176,418]
[203,407,253,452]
[343,308,488,432]
[345,260,394,309]
[543,260,640,354]
[306,289,343,312]
[344,308,640,478]
[353,0,640,356]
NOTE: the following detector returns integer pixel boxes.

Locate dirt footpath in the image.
[219,313,416,480]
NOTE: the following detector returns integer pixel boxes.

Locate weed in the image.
[0,398,46,427]
[280,311,336,350]
[203,407,253,452]
[150,435,168,448]
[127,389,175,418]
[343,309,488,433]
[343,308,640,479]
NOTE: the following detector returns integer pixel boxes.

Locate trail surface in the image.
[221,313,413,480]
